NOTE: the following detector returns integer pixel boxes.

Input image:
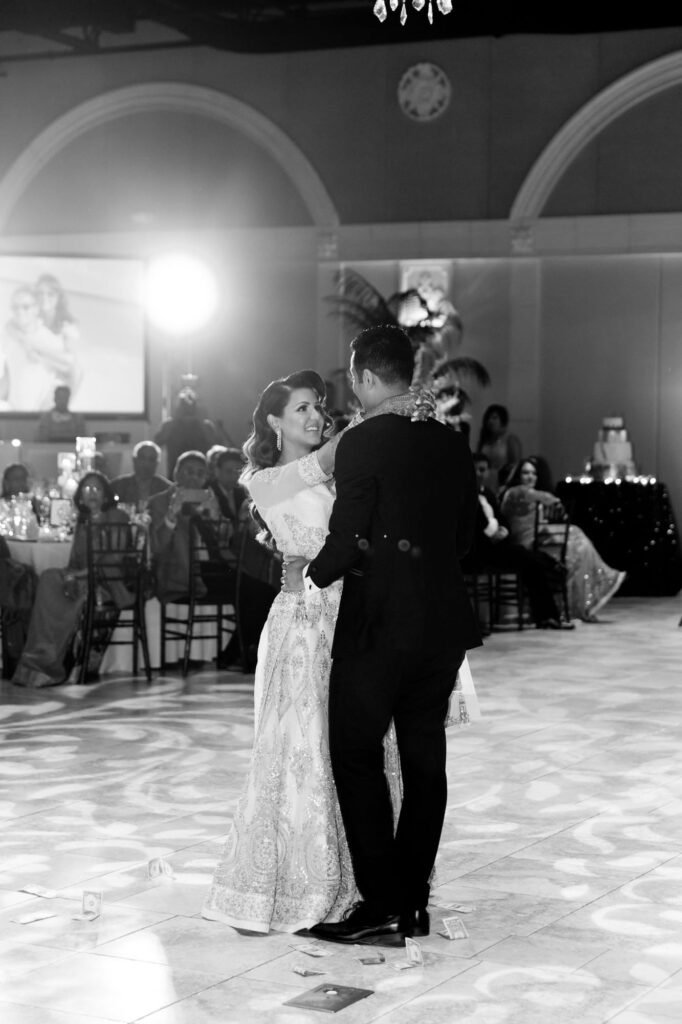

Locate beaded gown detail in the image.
[202,453,357,933]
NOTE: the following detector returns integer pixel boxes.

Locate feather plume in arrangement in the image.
[325,269,490,431]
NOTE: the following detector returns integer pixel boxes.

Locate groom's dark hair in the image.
[351,324,414,386]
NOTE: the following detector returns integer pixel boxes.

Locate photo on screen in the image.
[0,254,146,416]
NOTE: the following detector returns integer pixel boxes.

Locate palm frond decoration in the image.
[325,269,396,327]
[325,269,490,432]
[433,357,491,390]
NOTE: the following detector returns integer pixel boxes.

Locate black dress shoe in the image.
[308,902,400,944]
[398,906,430,938]
[371,906,430,948]
[538,618,575,630]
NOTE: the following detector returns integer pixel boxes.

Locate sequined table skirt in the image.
[555,479,682,596]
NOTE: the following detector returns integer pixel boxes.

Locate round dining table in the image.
[6,537,73,573]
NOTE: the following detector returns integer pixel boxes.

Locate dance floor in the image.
[1,596,681,1024]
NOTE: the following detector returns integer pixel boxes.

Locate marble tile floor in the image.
[0,596,681,1023]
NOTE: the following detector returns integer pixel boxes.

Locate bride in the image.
[202,369,477,934]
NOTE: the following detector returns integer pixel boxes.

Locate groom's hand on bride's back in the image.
[282,555,307,592]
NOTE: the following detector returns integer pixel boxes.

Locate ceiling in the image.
[0,1,680,62]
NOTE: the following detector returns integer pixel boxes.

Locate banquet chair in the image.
[160,515,239,677]
[464,570,493,636]
[490,567,526,631]
[74,518,152,685]
[464,561,526,634]
[533,500,571,623]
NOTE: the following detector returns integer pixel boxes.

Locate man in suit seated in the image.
[208,448,249,530]
[463,453,574,630]
[111,441,171,509]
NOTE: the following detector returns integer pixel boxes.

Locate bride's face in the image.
[275,388,325,451]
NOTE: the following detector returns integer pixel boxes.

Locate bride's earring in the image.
[275,425,282,451]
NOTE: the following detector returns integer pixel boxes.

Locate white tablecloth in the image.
[6,538,72,573]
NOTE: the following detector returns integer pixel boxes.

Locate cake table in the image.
[555,477,682,596]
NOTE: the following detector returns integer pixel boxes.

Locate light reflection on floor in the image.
[0,596,681,1023]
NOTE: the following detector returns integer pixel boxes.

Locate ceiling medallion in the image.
[374,0,453,26]
[398,63,451,122]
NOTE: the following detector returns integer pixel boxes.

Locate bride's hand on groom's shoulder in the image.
[282,555,307,592]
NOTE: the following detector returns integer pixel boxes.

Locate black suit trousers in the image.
[328,643,465,912]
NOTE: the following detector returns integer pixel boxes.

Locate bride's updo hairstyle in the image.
[243,369,332,472]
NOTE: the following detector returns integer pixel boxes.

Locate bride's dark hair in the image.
[243,369,332,472]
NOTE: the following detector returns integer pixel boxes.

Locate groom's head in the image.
[349,325,414,413]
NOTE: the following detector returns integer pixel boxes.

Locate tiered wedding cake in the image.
[591,416,636,478]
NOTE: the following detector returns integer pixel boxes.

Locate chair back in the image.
[533,501,570,564]
[188,515,236,602]
[84,518,148,610]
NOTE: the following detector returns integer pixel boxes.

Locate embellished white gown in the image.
[203,452,357,932]
[202,451,480,934]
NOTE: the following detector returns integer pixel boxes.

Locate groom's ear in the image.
[362,368,374,389]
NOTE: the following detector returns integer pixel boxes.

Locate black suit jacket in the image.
[307,414,481,658]
[209,480,248,527]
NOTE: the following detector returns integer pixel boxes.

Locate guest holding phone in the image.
[148,450,274,668]
[147,451,220,603]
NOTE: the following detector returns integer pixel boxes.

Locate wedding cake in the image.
[591,416,636,478]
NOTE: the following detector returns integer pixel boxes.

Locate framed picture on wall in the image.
[0,254,147,416]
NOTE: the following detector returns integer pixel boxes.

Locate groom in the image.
[289,324,480,945]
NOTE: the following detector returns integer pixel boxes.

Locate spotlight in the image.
[145,254,218,335]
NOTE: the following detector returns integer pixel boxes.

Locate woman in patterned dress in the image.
[500,458,626,621]
[202,370,358,932]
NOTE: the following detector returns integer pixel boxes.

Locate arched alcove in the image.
[511,50,682,221]
[0,82,339,233]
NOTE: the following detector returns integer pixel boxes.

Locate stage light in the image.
[145,254,218,335]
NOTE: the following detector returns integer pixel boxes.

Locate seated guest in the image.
[1,463,41,518]
[463,454,573,630]
[0,534,38,675]
[148,450,275,670]
[35,385,87,442]
[209,448,249,528]
[148,451,221,602]
[12,472,133,688]
[2,463,31,500]
[111,441,171,508]
[500,457,626,621]
[206,444,228,481]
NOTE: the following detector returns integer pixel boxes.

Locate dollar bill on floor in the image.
[405,936,424,966]
[13,910,58,925]
[448,903,475,914]
[19,884,57,899]
[148,857,175,880]
[391,961,417,971]
[354,947,385,965]
[292,964,326,977]
[440,915,469,940]
[284,982,373,1012]
[289,942,335,958]
[73,890,102,921]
